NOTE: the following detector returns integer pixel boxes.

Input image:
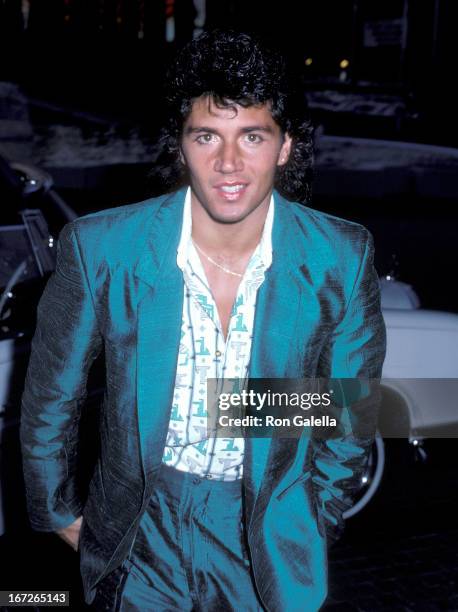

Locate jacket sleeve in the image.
[20,221,103,531]
[312,229,386,547]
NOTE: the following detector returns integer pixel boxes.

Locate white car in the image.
[344,277,458,518]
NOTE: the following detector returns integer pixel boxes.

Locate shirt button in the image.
[215,350,222,357]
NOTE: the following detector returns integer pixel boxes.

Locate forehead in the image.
[184,95,278,129]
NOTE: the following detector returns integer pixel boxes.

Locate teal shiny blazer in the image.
[20,187,386,611]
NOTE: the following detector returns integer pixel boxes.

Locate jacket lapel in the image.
[244,193,309,522]
[134,188,186,487]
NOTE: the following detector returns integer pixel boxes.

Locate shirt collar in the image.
[177,186,274,271]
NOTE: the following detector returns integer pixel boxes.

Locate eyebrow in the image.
[184,125,275,135]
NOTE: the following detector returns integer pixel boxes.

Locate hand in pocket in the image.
[55,515,83,551]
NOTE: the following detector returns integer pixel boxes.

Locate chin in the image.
[201,199,246,223]
[208,209,246,224]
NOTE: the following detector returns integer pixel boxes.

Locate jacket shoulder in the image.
[284,198,371,244]
[58,192,176,262]
[70,192,169,233]
[275,196,374,281]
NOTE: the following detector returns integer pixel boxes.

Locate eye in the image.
[196,133,217,144]
[245,133,264,144]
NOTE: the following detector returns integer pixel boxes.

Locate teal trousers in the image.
[91,464,265,611]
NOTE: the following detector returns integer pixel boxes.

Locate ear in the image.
[179,148,186,165]
[277,133,292,166]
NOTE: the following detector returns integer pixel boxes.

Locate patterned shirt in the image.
[161,187,274,480]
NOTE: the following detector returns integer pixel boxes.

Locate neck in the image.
[190,191,271,257]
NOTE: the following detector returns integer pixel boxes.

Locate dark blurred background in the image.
[1,0,457,144]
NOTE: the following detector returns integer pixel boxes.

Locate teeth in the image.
[220,184,245,193]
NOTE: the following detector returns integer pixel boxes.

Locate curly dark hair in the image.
[150,29,314,204]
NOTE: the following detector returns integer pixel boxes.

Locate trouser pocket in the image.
[91,563,130,612]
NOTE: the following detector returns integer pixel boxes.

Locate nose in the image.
[213,141,244,174]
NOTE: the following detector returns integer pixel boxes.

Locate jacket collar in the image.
[133,186,188,290]
[133,186,308,289]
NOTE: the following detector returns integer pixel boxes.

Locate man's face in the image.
[180,96,291,224]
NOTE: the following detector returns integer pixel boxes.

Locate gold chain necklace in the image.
[192,240,244,278]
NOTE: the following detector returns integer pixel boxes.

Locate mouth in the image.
[213,182,249,201]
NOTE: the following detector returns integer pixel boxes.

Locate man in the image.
[20,30,386,611]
